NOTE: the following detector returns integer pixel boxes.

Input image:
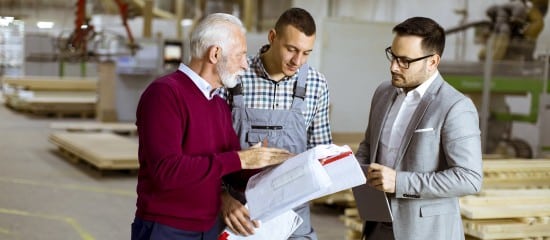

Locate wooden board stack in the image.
[339,159,550,240]
[2,76,97,118]
[49,132,139,172]
[462,159,550,239]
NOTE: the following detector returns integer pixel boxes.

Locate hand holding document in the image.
[245,144,366,221]
[218,209,303,240]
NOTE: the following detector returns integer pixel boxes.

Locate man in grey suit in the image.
[356,17,483,240]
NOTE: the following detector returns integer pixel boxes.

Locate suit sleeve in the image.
[395,97,483,199]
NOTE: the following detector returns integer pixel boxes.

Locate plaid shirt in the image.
[219,45,332,149]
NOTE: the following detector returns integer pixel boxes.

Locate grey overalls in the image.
[228,64,317,240]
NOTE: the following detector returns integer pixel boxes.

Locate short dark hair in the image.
[274,8,316,36]
[392,17,445,57]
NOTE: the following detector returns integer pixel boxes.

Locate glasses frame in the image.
[385,47,434,69]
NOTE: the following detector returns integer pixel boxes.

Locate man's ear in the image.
[429,54,440,71]
[268,29,276,44]
[208,46,220,64]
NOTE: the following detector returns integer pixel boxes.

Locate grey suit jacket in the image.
[356,74,483,240]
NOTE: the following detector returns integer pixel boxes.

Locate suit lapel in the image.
[393,76,443,168]
[371,87,397,164]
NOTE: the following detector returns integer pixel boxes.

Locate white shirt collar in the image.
[397,70,439,98]
[178,63,215,100]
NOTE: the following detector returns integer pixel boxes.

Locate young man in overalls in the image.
[220,7,332,240]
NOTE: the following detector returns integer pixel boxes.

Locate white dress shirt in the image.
[178,63,219,100]
[378,71,439,168]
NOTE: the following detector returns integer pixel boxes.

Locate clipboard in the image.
[351,165,393,222]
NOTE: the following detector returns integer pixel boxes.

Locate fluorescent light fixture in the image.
[37,21,54,29]
[180,19,193,27]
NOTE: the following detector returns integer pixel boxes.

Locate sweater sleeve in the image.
[136,81,242,191]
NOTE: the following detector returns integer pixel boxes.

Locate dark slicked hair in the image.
[393,17,445,57]
[274,7,316,36]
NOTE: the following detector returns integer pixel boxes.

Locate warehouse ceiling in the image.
[0,0,181,19]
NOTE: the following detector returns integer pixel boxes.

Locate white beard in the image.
[217,57,242,88]
[220,69,240,88]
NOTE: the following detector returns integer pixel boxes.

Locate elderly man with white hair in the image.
[132,13,293,240]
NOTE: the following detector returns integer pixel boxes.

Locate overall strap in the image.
[290,63,308,110]
[228,82,244,108]
[229,63,308,109]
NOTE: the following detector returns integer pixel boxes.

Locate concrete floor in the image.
[0,102,347,240]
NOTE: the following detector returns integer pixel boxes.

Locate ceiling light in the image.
[37,21,54,29]
[180,19,193,27]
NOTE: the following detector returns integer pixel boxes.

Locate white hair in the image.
[190,13,246,59]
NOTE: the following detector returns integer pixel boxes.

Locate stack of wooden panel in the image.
[339,159,550,240]
[482,159,550,189]
[49,131,139,171]
[462,159,550,239]
[50,121,137,136]
[341,208,363,240]
[2,76,97,117]
[311,189,356,208]
[461,189,550,239]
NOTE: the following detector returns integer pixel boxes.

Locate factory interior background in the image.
[1,0,550,239]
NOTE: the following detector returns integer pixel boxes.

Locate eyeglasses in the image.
[385,47,434,69]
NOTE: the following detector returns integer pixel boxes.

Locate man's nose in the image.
[291,53,304,65]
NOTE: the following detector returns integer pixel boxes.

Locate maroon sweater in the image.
[135,70,242,231]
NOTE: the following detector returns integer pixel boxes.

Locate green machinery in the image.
[440,59,550,158]
[442,0,549,158]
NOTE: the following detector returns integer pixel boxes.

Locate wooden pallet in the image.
[49,132,139,170]
[460,195,550,219]
[463,218,550,240]
[50,121,137,135]
[311,189,356,207]
[5,91,96,118]
[482,160,550,188]
[2,76,97,91]
[341,208,363,240]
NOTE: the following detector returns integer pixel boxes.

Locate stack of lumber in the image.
[49,132,139,171]
[339,159,550,240]
[461,189,550,239]
[2,76,97,117]
[341,208,363,240]
[50,121,137,136]
[463,159,550,239]
[482,159,550,189]
[311,189,356,207]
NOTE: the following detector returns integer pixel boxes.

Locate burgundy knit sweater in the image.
[135,70,242,231]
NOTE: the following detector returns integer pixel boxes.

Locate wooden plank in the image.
[50,121,136,135]
[478,189,550,197]
[6,91,96,117]
[2,76,97,91]
[311,189,356,207]
[343,216,363,232]
[463,218,550,239]
[483,160,550,171]
[461,204,550,219]
[461,195,550,206]
[49,132,138,170]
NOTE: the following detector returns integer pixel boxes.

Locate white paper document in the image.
[218,209,303,240]
[245,144,366,221]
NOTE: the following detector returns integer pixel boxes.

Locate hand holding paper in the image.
[245,144,366,221]
[218,209,303,240]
